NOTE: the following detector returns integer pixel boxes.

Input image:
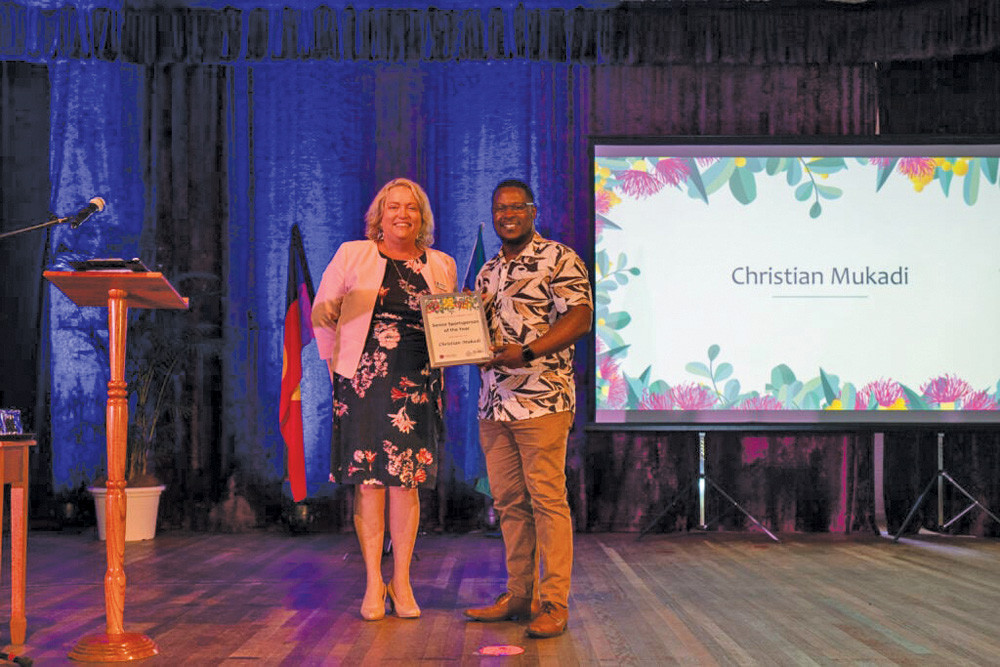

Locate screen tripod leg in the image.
[706,477,779,542]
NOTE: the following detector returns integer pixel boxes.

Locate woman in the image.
[312,178,457,621]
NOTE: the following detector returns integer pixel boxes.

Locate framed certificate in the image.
[419,292,493,368]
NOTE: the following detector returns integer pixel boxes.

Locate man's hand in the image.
[483,343,526,369]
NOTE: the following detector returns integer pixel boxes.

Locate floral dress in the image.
[329,252,441,488]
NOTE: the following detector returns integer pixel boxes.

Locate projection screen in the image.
[592,137,1000,426]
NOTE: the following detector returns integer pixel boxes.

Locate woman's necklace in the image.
[386,252,423,286]
[387,255,406,284]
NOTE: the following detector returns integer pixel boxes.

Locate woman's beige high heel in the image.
[360,583,387,621]
[386,580,421,619]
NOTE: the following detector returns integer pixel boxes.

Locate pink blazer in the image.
[311,239,458,378]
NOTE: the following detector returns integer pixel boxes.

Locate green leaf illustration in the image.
[819,368,838,405]
[595,250,608,274]
[804,157,847,174]
[786,159,802,186]
[769,364,797,390]
[598,344,630,360]
[702,159,736,195]
[729,167,757,204]
[602,312,631,329]
[685,361,712,379]
[597,213,621,231]
[683,157,709,203]
[714,362,733,382]
[964,163,980,205]
[815,184,843,200]
[982,156,998,184]
[648,379,669,396]
[875,158,898,191]
[937,168,953,196]
[723,378,741,404]
[901,384,929,410]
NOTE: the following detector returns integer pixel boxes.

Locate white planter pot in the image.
[88,485,166,541]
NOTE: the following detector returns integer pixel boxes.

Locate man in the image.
[464,178,593,638]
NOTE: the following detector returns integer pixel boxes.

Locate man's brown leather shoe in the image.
[464,592,533,622]
[526,602,568,638]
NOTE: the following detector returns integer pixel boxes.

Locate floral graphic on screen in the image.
[593,155,1000,412]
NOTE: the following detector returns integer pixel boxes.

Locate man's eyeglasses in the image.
[492,203,535,214]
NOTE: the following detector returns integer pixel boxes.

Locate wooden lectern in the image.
[44,270,188,662]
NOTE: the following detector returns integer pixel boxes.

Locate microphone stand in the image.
[0,214,74,241]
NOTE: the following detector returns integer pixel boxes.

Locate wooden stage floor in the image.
[2,529,999,665]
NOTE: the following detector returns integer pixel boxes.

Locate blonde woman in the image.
[312,178,457,620]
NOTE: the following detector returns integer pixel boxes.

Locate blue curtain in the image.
[47,59,145,488]
[228,59,589,496]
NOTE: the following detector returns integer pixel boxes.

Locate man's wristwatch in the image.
[521,344,537,363]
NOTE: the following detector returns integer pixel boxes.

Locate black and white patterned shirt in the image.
[476,232,592,421]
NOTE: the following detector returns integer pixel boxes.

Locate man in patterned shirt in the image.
[464,178,593,638]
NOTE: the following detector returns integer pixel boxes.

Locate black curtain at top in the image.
[878,49,1000,135]
[2,1,999,66]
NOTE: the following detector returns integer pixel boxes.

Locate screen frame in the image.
[590,134,1000,429]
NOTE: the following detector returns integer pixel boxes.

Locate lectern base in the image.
[69,632,159,662]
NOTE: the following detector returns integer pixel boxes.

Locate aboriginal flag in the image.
[279,224,315,502]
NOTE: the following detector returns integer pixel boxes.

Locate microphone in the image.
[67,197,106,228]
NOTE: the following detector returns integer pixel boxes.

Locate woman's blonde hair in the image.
[364,178,435,248]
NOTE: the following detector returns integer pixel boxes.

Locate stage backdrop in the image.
[2,0,999,535]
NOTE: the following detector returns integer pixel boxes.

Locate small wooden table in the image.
[0,435,34,646]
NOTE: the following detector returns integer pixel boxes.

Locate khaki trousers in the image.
[479,411,574,609]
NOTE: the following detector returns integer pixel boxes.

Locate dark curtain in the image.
[874,49,1000,538]
[140,64,229,529]
[592,64,877,136]
[878,50,1000,135]
[3,2,1000,535]
[0,60,52,516]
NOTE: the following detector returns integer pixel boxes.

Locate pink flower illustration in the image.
[920,374,971,404]
[416,448,433,465]
[670,383,717,410]
[962,390,998,411]
[871,157,936,179]
[738,395,784,410]
[598,349,628,408]
[858,378,904,409]
[618,169,663,198]
[653,157,691,186]
[640,390,674,410]
[595,187,614,215]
